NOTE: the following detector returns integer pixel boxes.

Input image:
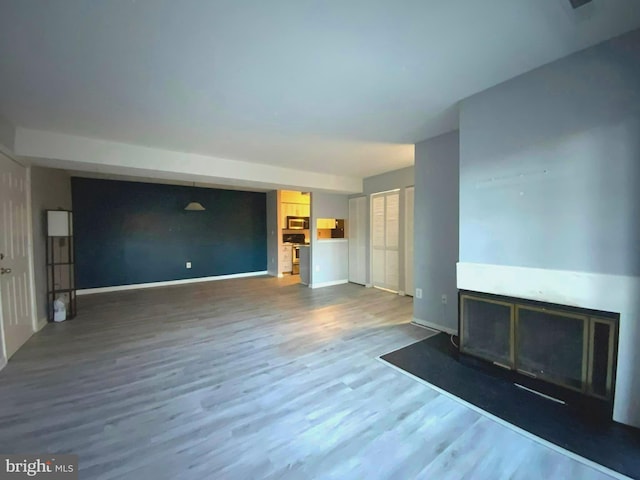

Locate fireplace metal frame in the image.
[514,304,590,393]
[459,291,618,403]
[587,316,617,400]
[459,293,515,369]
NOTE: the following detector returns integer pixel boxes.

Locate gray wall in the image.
[353,165,415,290]
[459,29,640,276]
[362,166,414,196]
[310,192,349,286]
[266,190,278,276]
[413,131,460,333]
[0,114,15,153]
[31,167,72,321]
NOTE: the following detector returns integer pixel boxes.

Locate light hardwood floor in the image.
[0,276,619,479]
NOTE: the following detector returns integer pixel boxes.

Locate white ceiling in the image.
[1,0,639,179]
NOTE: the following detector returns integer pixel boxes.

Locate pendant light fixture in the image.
[184,182,206,211]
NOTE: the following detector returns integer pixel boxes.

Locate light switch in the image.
[186,262,192,269]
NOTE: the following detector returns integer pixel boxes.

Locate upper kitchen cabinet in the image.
[281,191,310,204]
[317,218,345,239]
[283,203,310,218]
[280,190,311,229]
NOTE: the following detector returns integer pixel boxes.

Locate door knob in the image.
[0,268,11,275]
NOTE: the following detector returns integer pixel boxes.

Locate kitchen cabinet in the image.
[281,203,310,227]
[281,191,310,204]
[279,191,311,229]
[317,218,336,229]
[280,244,293,273]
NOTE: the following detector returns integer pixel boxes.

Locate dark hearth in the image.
[380,334,640,479]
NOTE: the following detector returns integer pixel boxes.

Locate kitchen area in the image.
[279,190,310,282]
[277,190,347,286]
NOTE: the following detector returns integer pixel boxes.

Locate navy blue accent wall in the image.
[71,178,267,289]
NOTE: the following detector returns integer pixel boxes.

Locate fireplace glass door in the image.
[515,306,589,392]
[460,295,514,369]
[459,291,618,402]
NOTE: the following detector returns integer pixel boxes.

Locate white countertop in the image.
[316,238,348,243]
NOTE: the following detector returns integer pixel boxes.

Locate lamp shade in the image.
[47,210,73,236]
[184,201,206,211]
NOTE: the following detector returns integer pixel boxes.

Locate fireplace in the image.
[459,290,619,416]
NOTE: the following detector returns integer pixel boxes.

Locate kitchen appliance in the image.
[282,233,306,276]
[292,246,300,275]
[282,233,306,244]
[287,216,309,230]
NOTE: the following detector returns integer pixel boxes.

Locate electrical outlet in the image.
[415,288,422,299]
[441,294,447,304]
[186,262,192,269]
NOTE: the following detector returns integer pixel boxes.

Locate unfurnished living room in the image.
[0,1,639,479]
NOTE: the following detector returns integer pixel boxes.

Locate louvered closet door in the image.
[405,186,415,296]
[371,190,399,292]
[348,196,367,285]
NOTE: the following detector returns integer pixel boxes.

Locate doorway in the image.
[0,152,35,360]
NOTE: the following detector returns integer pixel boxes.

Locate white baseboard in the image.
[77,271,268,295]
[0,355,6,372]
[412,317,458,335]
[309,279,349,289]
[36,317,48,332]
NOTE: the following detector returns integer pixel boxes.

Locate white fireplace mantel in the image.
[457,262,640,429]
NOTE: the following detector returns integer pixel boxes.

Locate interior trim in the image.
[412,317,457,335]
[77,271,268,295]
[309,279,349,289]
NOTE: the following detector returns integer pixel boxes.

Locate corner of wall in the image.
[0,114,16,155]
[36,317,48,332]
[413,130,460,334]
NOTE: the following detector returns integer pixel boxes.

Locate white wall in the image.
[413,131,460,333]
[30,167,72,322]
[310,192,349,287]
[15,128,362,195]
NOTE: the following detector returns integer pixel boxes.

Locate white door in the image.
[371,190,400,292]
[0,152,34,359]
[404,186,415,296]
[348,196,367,285]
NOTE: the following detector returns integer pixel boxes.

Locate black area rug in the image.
[380,333,640,479]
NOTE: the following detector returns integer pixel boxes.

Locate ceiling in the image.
[1,0,639,179]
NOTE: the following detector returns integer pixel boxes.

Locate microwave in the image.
[287,216,309,230]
